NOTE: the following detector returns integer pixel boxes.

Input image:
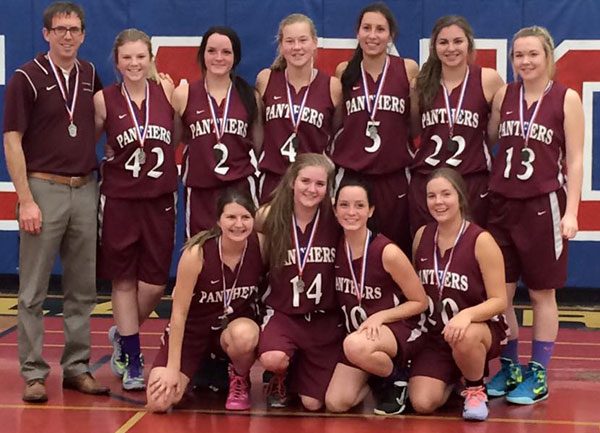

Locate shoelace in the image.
[230,374,249,399]
[126,354,144,378]
[264,375,286,400]
[461,386,487,406]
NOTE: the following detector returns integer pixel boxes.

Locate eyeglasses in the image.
[50,26,83,37]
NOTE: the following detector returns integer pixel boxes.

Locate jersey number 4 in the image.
[125,147,164,178]
[290,274,323,308]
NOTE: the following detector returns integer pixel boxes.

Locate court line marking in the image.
[3,343,597,360]
[115,410,146,433]
[0,343,161,350]
[0,404,599,427]
[43,330,164,336]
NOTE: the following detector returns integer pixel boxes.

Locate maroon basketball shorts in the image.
[185,175,258,238]
[258,170,283,206]
[258,308,344,401]
[153,323,225,381]
[335,167,411,257]
[98,192,176,285]
[409,171,489,236]
[487,188,568,289]
[409,320,507,384]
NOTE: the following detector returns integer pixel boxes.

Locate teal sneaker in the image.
[487,357,523,397]
[506,361,548,405]
[108,326,126,378]
[122,353,146,391]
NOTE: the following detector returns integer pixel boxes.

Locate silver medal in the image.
[368,124,378,139]
[68,122,77,138]
[138,148,146,165]
[296,278,305,292]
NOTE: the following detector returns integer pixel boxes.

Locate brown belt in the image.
[28,172,94,188]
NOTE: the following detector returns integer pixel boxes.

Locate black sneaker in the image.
[373,380,408,415]
[264,373,287,408]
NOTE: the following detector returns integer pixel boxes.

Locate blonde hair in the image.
[510,25,556,80]
[264,153,335,269]
[270,13,317,71]
[113,28,160,83]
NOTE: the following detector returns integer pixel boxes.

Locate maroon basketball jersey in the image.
[335,233,415,334]
[185,232,264,330]
[489,81,567,198]
[330,55,412,174]
[100,81,177,198]
[259,70,335,175]
[264,206,341,315]
[181,80,255,188]
[412,65,491,176]
[414,222,508,335]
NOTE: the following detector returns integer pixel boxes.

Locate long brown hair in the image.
[416,15,475,111]
[264,153,335,269]
[427,167,471,221]
[186,188,257,251]
[271,13,317,71]
[113,28,160,83]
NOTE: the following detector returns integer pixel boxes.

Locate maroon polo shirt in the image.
[3,53,102,176]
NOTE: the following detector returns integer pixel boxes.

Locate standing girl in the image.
[256,13,342,204]
[486,26,583,405]
[173,26,262,238]
[410,15,504,232]
[94,29,178,390]
[331,2,419,255]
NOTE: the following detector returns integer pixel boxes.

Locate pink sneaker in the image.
[225,365,251,410]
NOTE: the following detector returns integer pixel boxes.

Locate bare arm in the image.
[93,90,107,143]
[486,85,507,146]
[335,61,348,80]
[329,76,343,133]
[356,242,427,340]
[3,131,41,234]
[561,88,584,239]
[166,245,204,372]
[412,225,426,265]
[255,68,271,97]
[442,231,507,343]
[251,90,264,157]
[380,243,428,319]
[408,61,422,137]
[481,67,505,104]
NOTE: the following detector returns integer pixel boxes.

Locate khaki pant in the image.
[18,177,98,381]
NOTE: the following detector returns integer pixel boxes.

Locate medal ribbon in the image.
[121,80,150,150]
[218,236,248,316]
[47,53,79,126]
[285,66,314,134]
[433,220,467,303]
[360,56,390,123]
[344,230,370,306]
[441,67,470,138]
[205,80,233,144]
[519,80,553,149]
[292,208,321,280]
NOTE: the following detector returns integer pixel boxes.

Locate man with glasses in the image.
[3,1,108,402]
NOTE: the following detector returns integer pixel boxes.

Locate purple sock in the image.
[502,339,519,364]
[531,340,554,368]
[121,333,141,358]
